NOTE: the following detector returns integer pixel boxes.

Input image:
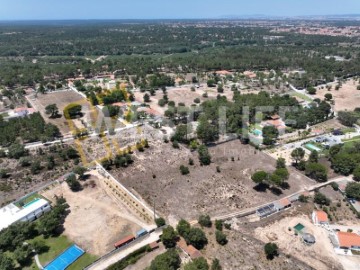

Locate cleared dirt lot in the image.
[27,90,92,134]
[41,171,145,256]
[134,85,235,115]
[254,215,343,270]
[112,140,315,222]
[315,79,360,112]
[202,225,313,270]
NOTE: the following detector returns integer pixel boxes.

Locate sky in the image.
[0,0,360,20]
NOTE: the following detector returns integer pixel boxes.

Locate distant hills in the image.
[220,14,360,20]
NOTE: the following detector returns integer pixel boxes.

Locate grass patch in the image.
[32,235,72,266]
[341,127,356,134]
[342,135,360,142]
[343,137,360,149]
[20,235,97,270]
[68,253,98,270]
[290,91,313,102]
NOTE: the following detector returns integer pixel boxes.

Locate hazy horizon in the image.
[1,0,360,20]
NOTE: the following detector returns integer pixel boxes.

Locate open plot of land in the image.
[78,124,162,163]
[253,214,360,270]
[315,79,360,112]
[318,185,359,225]
[201,222,313,270]
[254,215,343,270]
[113,140,315,222]
[41,172,145,256]
[27,90,92,134]
[134,85,235,115]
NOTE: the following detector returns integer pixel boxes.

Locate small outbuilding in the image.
[312,210,329,225]
[302,233,316,245]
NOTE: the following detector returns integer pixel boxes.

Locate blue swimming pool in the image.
[44,245,84,270]
[23,198,41,208]
[305,143,321,152]
[253,129,262,136]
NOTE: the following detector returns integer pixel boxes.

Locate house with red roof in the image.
[177,238,202,259]
[336,231,360,250]
[312,210,329,225]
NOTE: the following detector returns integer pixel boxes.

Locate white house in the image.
[0,198,51,231]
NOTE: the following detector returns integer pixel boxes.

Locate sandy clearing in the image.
[254,215,343,270]
[41,172,144,256]
[315,79,360,112]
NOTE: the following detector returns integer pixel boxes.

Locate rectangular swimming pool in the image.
[44,245,84,270]
[23,198,41,208]
[305,143,321,152]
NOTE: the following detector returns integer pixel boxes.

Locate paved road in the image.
[21,123,141,150]
[86,231,162,270]
[289,84,314,101]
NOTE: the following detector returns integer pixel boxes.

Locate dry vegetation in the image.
[315,79,360,112]
[0,144,77,206]
[203,228,313,270]
[78,124,161,163]
[27,90,93,134]
[110,140,315,222]
[318,185,360,225]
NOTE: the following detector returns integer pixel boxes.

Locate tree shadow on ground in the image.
[269,186,283,195]
[280,182,290,190]
[253,183,269,192]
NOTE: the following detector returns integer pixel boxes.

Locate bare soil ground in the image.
[78,124,162,164]
[112,140,315,222]
[134,85,234,115]
[27,90,92,135]
[253,215,343,270]
[201,223,313,270]
[41,172,145,256]
[315,79,360,112]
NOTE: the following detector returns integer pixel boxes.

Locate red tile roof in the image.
[149,241,159,250]
[315,210,328,223]
[113,102,129,107]
[177,238,202,259]
[337,232,360,248]
[278,198,291,207]
[187,245,202,259]
[215,70,232,75]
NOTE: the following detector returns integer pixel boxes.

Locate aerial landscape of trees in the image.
[0,21,359,89]
[0,113,60,147]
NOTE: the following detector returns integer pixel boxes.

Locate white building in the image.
[0,198,51,231]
